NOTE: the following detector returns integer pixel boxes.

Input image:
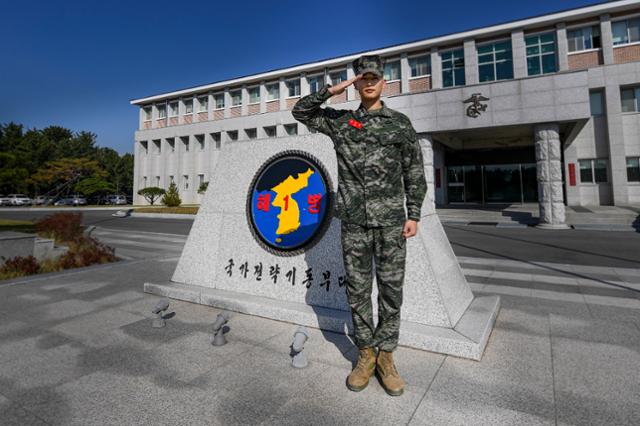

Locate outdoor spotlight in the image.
[291,326,310,368]
[211,312,231,346]
[152,298,170,328]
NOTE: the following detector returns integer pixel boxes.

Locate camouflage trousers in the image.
[340,220,406,352]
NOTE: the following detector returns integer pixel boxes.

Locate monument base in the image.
[144,281,500,361]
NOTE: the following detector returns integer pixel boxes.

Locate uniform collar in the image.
[354,99,392,119]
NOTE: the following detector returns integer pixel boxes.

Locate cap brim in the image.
[360,68,383,78]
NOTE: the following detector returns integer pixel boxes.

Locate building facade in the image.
[132,0,640,220]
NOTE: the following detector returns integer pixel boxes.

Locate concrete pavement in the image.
[1,250,639,425]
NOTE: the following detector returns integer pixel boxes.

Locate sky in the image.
[0,0,609,155]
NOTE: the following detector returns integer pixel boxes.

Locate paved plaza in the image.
[1,240,639,425]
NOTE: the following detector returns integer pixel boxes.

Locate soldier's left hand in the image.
[402,220,418,239]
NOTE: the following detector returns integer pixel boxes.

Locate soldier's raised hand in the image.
[328,74,362,96]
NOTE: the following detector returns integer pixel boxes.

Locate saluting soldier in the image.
[292,54,427,396]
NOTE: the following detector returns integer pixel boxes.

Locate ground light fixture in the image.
[211,312,231,346]
[291,326,310,368]
[152,298,170,328]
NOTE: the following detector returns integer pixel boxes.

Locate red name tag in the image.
[348,118,362,129]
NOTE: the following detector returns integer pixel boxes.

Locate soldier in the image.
[292,54,427,396]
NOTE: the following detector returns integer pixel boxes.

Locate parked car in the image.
[69,196,87,206]
[106,194,128,205]
[8,194,32,206]
[33,195,55,206]
[0,195,11,206]
[54,198,72,206]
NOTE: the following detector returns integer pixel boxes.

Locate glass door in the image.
[483,164,522,203]
[447,166,464,203]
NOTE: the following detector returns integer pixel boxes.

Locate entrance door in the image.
[483,164,522,203]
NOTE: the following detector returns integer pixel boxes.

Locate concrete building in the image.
[131,0,640,227]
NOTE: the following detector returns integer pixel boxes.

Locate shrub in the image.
[35,212,83,243]
[58,236,117,269]
[0,255,40,279]
[162,182,182,207]
[137,186,166,205]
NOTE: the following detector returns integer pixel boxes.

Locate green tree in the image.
[161,182,181,207]
[138,187,166,205]
[29,158,107,197]
[197,181,209,194]
[74,177,115,198]
[0,152,29,193]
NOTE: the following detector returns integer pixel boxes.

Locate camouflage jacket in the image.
[292,84,427,227]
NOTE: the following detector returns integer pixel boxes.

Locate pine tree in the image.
[161,182,181,207]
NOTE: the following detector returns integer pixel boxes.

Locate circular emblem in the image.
[246,150,332,255]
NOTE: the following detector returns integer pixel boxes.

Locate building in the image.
[131,0,640,224]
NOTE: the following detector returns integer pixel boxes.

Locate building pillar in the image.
[400,52,410,94]
[430,47,442,90]
[600,14,614,65]
[279,77,287,111]
[259,80,267,115]
[241,84,248,116]
[556,23,569,72]
[604,83,629,205]
[463,38,478,85]
[534,123,569,229]
[511,29,527,78]
[420,134,436,216]
[223,88,231,119]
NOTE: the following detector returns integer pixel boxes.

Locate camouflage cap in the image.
[352,55,384,78]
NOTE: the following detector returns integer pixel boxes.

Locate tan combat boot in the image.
[376,350,405,396]
[346,347,377,392]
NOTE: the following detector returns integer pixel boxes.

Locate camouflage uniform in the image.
[292,56,427,351]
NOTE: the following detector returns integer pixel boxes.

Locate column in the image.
[259,80,267,115]
[241,84,248,116]
[346,62,355,100]
[600,13,614,65]
[430,47,442,90]
[420,134,436,217]
[534,123,569,229]
[556,23,569,72]
[279,77,287,111]
[463,38,478,85]
[400,52,410,93]
[511,29,527,79]
[604,84,629,205]
[224,88,231,119]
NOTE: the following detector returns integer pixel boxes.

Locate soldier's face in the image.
[355,73,384,100]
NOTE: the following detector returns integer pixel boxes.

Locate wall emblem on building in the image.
[246,150,332,255]
[463,93,490,118]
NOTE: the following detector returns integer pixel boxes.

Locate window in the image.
[168,138,175,153]
[143,176,147,187]
[441,49,465,88]
[383,60,400,81]
[525,33,556,76]
[579,159,608,183]
[621,86,640,112]
[227,130,238,141]
[196,135,204,151]
[589,90,604,116]
[567,25,601,52]
[246,128,257,139]
[169,101,179,117]
[198,96,208,112]
[210,132,221,149]
[286,79,300,97]
[183,175,189,190]
[157,104,167,119]
[169,175,174,184]
[307,76,324,94]
[140,141,148,155]
[627,157,640,182]
[330,70,347,85]
[284,123,297,136]
[612,17,640,45]
[143,106,152,121]
[266,83,279,100]
[264,126,276,138]
[478,40,513,82]
[198,174,205,186]
[249,87,260,104]
[185,99,193,114]
[155,176,160,187]
[214,94,224,109]
[409,55,431,77]
[231,90,242,106]
[182,136,189,152]
[153,139,161,154]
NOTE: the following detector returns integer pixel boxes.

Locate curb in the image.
[130,212,196,219]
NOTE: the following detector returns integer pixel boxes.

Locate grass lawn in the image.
[133,206,199,214]
[0,219,36,233]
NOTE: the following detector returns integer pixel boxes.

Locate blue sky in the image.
[0,0,605,154]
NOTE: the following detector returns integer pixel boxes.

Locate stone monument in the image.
[145,133,500,360]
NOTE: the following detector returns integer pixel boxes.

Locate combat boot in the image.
[376,350,405,396]
[346,347,377,392]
